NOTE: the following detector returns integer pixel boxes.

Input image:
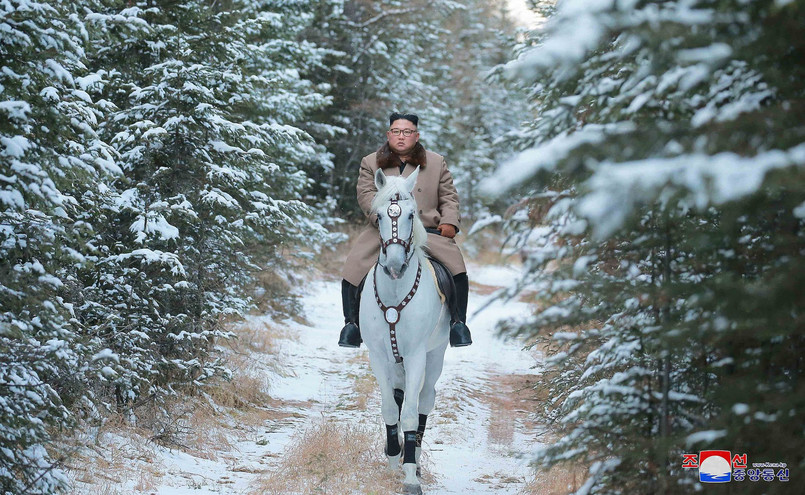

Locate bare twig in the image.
[344,7,422,29]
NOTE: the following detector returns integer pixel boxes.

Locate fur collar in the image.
[376,141,427,170]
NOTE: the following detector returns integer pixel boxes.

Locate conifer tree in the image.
[3,0,334,486]
[1,0,117,491]
[304,0,529,224]
[82,0,330,412]
[486,0,805,492]
[435,0,529,223]
[304,0,463,215]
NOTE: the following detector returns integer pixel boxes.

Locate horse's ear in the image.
[405,166,420,193]
[375,168,387,190]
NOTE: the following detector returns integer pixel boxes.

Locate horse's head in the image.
[372,167,427,280]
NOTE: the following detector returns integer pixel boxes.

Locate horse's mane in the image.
[372,176,428,262]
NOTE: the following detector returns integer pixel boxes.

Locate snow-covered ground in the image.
[69,262,544,494]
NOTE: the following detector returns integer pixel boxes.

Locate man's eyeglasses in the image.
[389,128,417,137]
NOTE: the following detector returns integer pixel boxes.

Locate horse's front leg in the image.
[368,353,403,470]
[400,352,427,493]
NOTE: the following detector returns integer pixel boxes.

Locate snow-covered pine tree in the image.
[81,0,330,414]
[485,0,805,492]
[304,0,464,216]
[435,0,530,224]
[1,0,117,491]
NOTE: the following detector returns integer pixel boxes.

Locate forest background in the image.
[1,0,803,494]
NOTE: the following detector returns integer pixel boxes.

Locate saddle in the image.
[426,256,458,321]
[423,228,458,319]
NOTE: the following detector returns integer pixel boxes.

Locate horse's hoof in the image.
[403,483,423,495]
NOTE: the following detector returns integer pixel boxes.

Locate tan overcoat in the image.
[342,142,467,286]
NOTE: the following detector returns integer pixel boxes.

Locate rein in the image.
[374,263,422,363]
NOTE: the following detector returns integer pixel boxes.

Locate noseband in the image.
[379,194,414,262]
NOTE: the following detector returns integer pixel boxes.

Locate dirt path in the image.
[67,264,545,494]
[252,265,545,494]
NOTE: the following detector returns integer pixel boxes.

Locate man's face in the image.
[387,119,419,155]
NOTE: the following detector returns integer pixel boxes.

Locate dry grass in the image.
[66,316,301,493]
[91,393,233,462]
[453,365,589,495]
[225,318,292,378]
[253,418,402,495]
[128,322,285,459]
[64,415,165,494]
[207,318,297,431]
[520,464,588,495]
[468,279,506,296]
[482,373,542,447]
[180,400,235,459]
[191,318,306,440]
[346,369,378,411]
[251,265,307,318]
[502,366,589,495]
[337,352,376,411]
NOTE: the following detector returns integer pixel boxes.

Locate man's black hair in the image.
[389,112,419,127]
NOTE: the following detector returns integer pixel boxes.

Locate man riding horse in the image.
[338,112,472,348]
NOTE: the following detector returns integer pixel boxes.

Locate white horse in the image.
[360,167,450,494]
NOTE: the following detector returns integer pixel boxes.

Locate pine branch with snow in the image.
[1,0,119,490]
[486,0,805,492]
[77,0,331,414]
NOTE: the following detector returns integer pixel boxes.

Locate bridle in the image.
[374,192,420,363]
[378,194,415,268]
[374,263,421,364]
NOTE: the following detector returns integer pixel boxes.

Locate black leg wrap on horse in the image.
[417,414,427,447]
[394,388,404,417]
[385,424,401,457]
[403,431,417,464]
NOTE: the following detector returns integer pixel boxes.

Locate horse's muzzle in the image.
[384,261,408,280]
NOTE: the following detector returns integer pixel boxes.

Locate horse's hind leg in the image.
[394,387,404,419]
[393,364,405,447]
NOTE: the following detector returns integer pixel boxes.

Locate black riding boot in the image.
[338,279,362,348]
[449,273,472,347]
